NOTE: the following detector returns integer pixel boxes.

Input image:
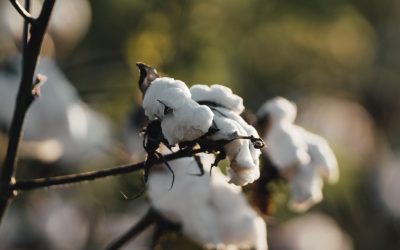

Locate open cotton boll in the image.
[266,123,310,172]
[288,164,323,212]
[148,154,222,246]
[215,107,262,164]
[297,127,339,183]
[211,107,261,186]
[148,152,267,250]
[258,98,310,171]
[189,84,262,186]
[257,96,339,212]
[207,109,260,186]
[142,77,213,145]
[257,96,297,123]
[190,84,245,114]
[210,166,268,250]
[161,103,214,144]
[142,77,191,120]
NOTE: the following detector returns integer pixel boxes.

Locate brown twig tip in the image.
[10,0,36,23]
[32,73,47,97]
[136,62,160,95]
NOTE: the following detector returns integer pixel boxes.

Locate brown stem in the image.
[105,207,180,250]
[105,208,158,250]
[0,0,56,225]
[11,147,204,192]
[10,134,262,192]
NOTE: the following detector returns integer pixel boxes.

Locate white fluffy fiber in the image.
[258,97,339,211]
[142,79,261,186]
[190,84,245,114]
[148,153,267,250]
[190,84,261,186]
[142,77,214,145]
[211,107,261,186]
[257,97,310,170]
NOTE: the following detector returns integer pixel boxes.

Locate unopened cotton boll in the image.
[142,77,214,145]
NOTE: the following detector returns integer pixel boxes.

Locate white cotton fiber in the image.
[258,96,339,212]
[148,153,267,249]
[212,107,261,186]
[190,84,245,114]
[258,97,310,171]
[297,127,339,183]
[288,165,323,212]
[142,77,214,145]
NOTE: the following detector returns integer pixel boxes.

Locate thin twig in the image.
[0,0,56,225]
[11,147,204,192]
[10,135,263,192]
[105,208,157,250]
[22,0,31,47]
[105,207,180,250]
[9,0,36,22]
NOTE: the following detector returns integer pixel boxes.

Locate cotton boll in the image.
[257,97,339,211]
[208,112,239,141]
[211,163,267,250]
[257,97,310,171]
[189,84,262,186]
[216,107,262,166]
[190,84,245,114]
[142,77,190,120]
[210,109,260,186]
[288,164,323,212]
[142,77,213,145]
[148,154,222,246]
[161,102,214,144]
[148,153,267,249]
[257,96,297,123]
[264,120,310,172]
[297,127,339,183]
[226,137,260,186]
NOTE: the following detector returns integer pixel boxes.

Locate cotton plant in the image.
[256,96,338,211]
[148,152,268,250]
[136,63,263,186]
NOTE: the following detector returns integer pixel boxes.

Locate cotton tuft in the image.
[258,96,339,211]
[142,77,214,145]
[191,85,261,186]
[148,152,267,250]
[190,84,245,114]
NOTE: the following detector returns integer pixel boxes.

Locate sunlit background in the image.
[0,0,400,249]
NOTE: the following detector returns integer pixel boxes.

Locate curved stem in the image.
[9,0,35,22]
[0,0,56,226]
[11,147,203,192]
[105,208,157,250]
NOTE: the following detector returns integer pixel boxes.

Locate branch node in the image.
[32,73,47,98]
[9,0,36,23]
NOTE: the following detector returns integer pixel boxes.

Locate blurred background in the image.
[0,0,400,249]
